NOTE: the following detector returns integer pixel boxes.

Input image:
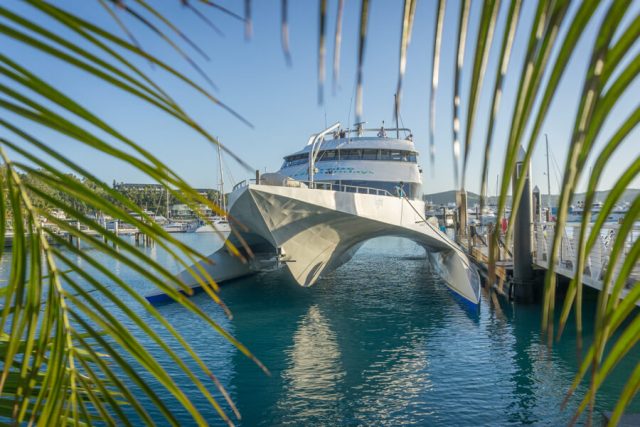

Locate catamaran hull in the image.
[149,184,480,306]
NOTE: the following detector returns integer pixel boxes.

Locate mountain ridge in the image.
[423,188,640,206]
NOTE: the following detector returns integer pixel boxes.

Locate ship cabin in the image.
[278,124,423,200]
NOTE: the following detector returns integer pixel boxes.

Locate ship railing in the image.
[232,179,257,191]
[306,181,394,197]
[232,178,394,197]
[345,127,412,136]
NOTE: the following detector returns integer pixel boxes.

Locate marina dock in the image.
[461,222,640,305]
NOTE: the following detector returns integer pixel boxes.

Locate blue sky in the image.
[2,0,639,195]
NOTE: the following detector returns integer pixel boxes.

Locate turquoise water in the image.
[2,235,637,425]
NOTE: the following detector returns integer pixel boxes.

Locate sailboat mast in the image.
[166,187,169,219]
[217,142,226,213]
[545,134,551,209]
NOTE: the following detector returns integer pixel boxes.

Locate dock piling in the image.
[455,190,468,244]
[512,146,535,303]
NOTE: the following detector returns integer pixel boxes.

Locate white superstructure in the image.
[149,123,481,306]
[279,122,422,200]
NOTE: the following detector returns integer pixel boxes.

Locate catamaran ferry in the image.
[148,122,481,306]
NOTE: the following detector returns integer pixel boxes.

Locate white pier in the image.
[533,222,640,297]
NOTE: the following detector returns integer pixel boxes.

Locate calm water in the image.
[2,234,638,425]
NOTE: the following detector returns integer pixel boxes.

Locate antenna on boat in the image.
[394,93,400,139]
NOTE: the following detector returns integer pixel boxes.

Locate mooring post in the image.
[76,219,81,249]
[532,185,541,224]
[512,146,535,303]
[456,190,468,245]
[100,215,107,243]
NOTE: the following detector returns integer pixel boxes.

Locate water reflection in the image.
[277,305,345,423]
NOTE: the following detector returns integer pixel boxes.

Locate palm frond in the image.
[332,0,345,94]
[428,0,446,172]
[461,0,500,189]
[355,0,370,123]
[281,0,292,65]
[478,0,521,213]
[451,0,470,189]
[0,1,263,424]
[394,0,416,117]
[318,0,327,104]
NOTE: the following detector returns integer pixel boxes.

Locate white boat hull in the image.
[194,222,231,233]
[153,184,481,306]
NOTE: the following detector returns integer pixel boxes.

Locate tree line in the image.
[1,167,220,219]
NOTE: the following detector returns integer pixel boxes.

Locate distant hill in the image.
[423,188,640,207]
[423,190,480,206]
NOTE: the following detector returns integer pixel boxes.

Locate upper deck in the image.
[282,126,419,168]
[283,126,417,157]
[276,123,423,199]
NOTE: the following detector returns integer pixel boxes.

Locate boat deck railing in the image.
[232,178,395,197]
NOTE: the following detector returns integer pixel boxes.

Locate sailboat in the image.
[195,142,231,234]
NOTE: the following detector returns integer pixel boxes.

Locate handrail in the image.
[309,122,341,186]
[345,127,412,135]
[232,178,395,198]
[232,179,257,191]
[303,180,394,197]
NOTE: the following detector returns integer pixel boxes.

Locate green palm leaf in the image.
[2,1,639,425]
[451,0,470,189]
[428,0,446,172]
[0,1,260,425]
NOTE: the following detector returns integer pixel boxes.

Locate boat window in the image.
[283,153,308,167]
[362,149,378,160]
[285,149,418,166]
[341,149,362,160]
[389,150,403,161]
[320,150,337,160]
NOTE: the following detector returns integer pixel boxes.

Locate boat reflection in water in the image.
[276,305,345,421]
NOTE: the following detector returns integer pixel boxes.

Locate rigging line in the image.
[402,194,470,263]
[220,149,236,187]
[549,146,563,193]
[153,186,164,216]
[397,110,409,138]
[346,76,357,130]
